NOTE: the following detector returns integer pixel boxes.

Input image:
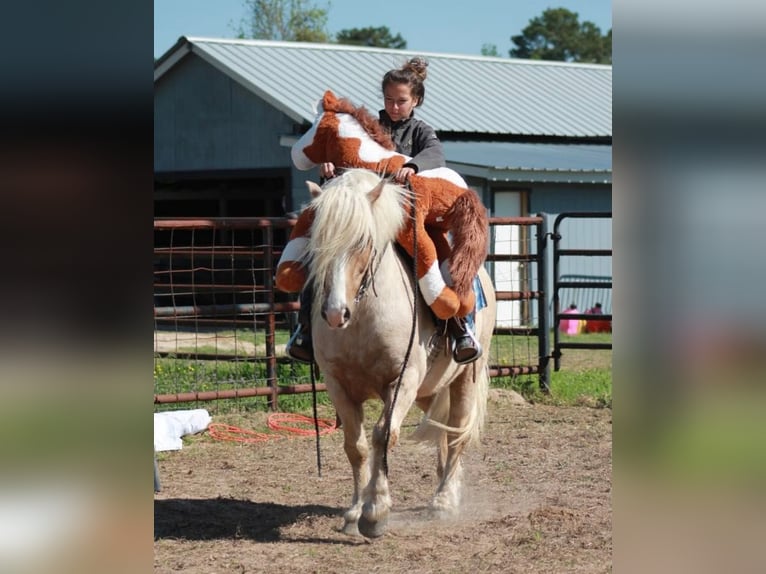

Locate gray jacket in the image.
[379,110,446,173]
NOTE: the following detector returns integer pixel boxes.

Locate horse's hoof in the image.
[430,497,461,520]
[358,514,388,538]
[430,506,457,521]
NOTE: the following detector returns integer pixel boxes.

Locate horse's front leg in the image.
[358,380,419,538]
[333,397,368,536]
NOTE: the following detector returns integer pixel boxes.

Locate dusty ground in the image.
[154,391,612,573]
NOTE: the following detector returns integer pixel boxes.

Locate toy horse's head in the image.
[291,90,407,174]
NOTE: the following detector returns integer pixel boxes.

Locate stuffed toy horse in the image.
[276,90,488,320]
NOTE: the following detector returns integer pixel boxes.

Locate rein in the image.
[310,178,420,480]
[382,191,419,478]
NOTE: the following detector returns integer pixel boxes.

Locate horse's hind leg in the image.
[432,443,465,519]
[430,373,476,518]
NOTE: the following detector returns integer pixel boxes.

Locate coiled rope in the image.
[208,413,337,444]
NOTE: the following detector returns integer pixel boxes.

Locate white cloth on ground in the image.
[153,409,211,452]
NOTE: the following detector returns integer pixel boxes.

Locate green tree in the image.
[335,26,406,49]
[510,7,611,64]
[481,43,500,57]
[235,0,330,43]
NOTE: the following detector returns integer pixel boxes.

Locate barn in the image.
[154,37,612,321]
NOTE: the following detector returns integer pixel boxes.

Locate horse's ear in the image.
[368,178,386,204]
[306,180,323,198]
[323,90,337,109]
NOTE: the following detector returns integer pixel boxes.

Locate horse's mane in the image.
[329,97,396,151]
[307,169,409,291]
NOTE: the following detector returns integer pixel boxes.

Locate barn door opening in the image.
[493,191,528,327]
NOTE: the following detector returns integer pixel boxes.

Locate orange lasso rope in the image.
[207,423,274,444]
[267,413,337,436]
[208,413,337,444]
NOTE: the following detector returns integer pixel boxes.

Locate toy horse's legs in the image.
[430,369,476,518]
[274,208,314,293]
[427,225,452,263]
[327,388,369,536]
[397,216,460,320]
[428,226,477,316]
[357,375,420,538]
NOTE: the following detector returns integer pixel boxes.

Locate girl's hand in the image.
[393,167,415,184]
[319,162,336,179]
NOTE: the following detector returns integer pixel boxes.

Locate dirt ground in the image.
[154,390,612,573]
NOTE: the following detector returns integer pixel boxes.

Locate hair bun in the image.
[404,57,428,81]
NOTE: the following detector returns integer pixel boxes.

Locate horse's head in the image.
[306,169,409,329]
[291,91,407,175]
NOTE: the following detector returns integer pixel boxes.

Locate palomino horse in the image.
[303,168,496,538]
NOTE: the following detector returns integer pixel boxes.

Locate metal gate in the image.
[550,212,613,371]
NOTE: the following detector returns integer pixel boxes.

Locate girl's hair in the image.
[381,57,429,107]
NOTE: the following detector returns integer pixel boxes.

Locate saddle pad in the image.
[473,274,487,312]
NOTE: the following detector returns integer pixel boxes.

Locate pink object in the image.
[560,308,581,335]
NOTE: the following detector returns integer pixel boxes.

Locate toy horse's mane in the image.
[329,96,396,151]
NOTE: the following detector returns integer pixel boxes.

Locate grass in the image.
[486,331,612,407]
[548,332,612,407]
[154,330,612,413]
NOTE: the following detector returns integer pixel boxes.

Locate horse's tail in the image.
[448,190,489,300]
[410,363,490,448]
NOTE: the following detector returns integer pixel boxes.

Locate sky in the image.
[154,0,612,59]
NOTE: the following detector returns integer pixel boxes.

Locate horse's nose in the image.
[323,305,350,328]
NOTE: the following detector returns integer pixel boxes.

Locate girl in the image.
[318,57,445,185]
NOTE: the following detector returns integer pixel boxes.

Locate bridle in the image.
[353,242,388,303]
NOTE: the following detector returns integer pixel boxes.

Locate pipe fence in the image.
[550,212,613,371]
[153,216,553,411]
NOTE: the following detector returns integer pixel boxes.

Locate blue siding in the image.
[154,55,296,172]
[531,184,612,214]
[529,185,612,318]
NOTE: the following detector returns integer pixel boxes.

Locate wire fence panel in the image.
[154,216,550,411]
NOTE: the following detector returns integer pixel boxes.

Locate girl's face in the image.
[383,83,418,122]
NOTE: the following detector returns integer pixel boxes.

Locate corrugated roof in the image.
[444,141,611,171]
[443,141,611,183]
[155,37,611,139]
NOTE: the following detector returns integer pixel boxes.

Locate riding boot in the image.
[449,312,482,365]
[286,284,314,363]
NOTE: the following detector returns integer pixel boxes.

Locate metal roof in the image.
[443,141,611,184]
[155,37,611,139]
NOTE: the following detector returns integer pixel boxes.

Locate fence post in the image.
[536,214,551,393]
[264,225,278,410]
[551,214,563,372]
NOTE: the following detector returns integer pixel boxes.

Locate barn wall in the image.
[530,183,612,215]
[530,183,612,319]
[154,54,296,173]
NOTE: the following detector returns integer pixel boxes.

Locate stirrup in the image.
[286,324,314,363]
[452,322,482,365]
